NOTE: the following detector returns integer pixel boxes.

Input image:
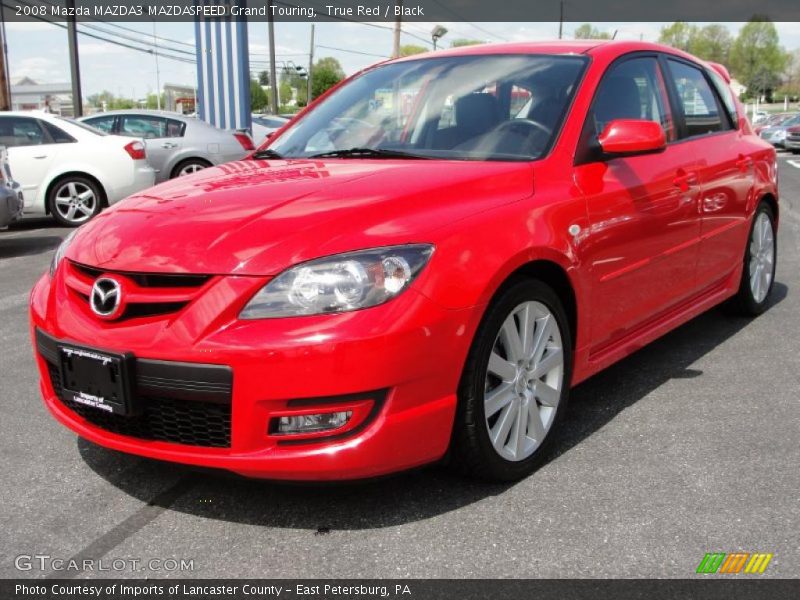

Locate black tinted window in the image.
[0,116,47,147]
[41,121,76,143]
[667,59,728,137]
[84,115,116,133]
[591,57,676,142]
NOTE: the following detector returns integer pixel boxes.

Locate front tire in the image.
[450,279,572,481]
[47,176,103,227]
[727,201,777,316]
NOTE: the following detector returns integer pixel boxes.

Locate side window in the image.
[707,69,738,128]
[591,57,676,142]
[666,59,729,137]
[120,115,168,139]
[165,119,186,138]
[40,121,76,143]
[84,116,116,133]
[0,116,47,147]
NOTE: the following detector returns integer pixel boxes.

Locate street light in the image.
[431,25,448,51]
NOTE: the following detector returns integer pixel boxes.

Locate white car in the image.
[251,114,290,146]
[0,111,155,226]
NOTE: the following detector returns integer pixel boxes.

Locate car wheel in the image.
[172,159,211,178]
[47,176,103,227]
[450,279,572,481]
[727,201,777,316]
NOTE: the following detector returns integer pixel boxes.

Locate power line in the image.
[427,0,508,42]
[315,44,389,59]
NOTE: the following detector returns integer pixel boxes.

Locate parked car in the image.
[32,41,778,482]
[251,114,289,145]
[79,110,255,183]
[784,124,800,153]
[753,112,794,135]
[0,111,154,226]
[751,111,770,124]
[0,146,24,228]
[759,112,800,147]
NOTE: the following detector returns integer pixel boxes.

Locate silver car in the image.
[0,146,24,229]
[758,112,800,148]
[79,110,254,183]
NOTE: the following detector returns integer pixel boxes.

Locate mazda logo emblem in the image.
[90,277,122,318]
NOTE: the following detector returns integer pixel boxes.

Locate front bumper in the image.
[29,267,474,480]
[0,184,23,227]
[784,137,800,150]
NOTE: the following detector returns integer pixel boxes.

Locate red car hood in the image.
[67,159,534,276]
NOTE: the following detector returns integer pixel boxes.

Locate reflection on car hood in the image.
[66,158,534,275]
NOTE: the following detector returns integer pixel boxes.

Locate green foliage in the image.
[690,24,733,64]
[729,18,790,98]
[399,44,427,56]
[144,93,165,110]
[250,79,268,112]
[279,81,293,105]
[449,39,485,47]
[573,24,611,40]
[658,22,697,51]
[257,71,270,86]
[311,57,345,99]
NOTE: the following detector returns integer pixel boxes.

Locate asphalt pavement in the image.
[1,156,799,579]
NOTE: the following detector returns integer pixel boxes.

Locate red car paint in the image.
[30,41,777,480]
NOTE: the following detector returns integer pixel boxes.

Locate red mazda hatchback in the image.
[31,41,778,481]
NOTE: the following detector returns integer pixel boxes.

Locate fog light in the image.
[277,411,353,435]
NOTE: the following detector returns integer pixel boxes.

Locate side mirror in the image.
[598,119,666,156]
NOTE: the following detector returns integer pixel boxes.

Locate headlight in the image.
[49,230,78,277]
[240,244,434,319]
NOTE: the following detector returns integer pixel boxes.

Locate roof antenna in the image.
[612,30,618,40]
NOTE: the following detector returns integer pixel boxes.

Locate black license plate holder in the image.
[59,344,136,416]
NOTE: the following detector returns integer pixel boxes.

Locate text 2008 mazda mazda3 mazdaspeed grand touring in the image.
[30,41,778,481]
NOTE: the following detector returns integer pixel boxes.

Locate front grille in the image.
[48,363,232,448]
[71,262,211,288]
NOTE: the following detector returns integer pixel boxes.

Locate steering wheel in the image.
[493,118,552,138]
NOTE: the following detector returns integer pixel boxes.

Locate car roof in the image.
[390,40,700,65]
[81,110,190,121]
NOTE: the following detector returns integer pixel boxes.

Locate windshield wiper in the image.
[251,148,284,159]
[308,147,429,159]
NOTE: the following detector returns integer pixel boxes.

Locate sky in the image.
[5,20,800,99]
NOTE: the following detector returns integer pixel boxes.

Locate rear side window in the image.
[707,69,738,127]
[41,121,76,143]
[165,119,186,138]
[121,115,169,139]
[666,59,729,137]
[589,56,676,143]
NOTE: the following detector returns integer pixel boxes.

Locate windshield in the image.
[269,54,587,161]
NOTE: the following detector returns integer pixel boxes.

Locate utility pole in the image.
[558,0,564,40]
[307,24,314,104]
[267,0,279,114]
[66,0,83,116]
[392,0,402,58]
[152,21,161,110]
[0,4,11,111]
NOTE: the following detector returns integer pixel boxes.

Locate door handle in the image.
[673,171,699,192]
[161,142,178,149]
[33,155,48,159]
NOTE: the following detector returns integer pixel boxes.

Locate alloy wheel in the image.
[749,211,775,303]
[483,301,564,462]
[178,163,206,176]
[54,181,97,225]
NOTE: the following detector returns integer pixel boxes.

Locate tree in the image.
[145,93,165,110]
[399,44,427,56]
[257,70,270,86]
[729,17,790,100]
[250,79,268,112]
[449,39,485,47]
[573,24,611,40]
[658,22,698,52]
[311,57,345,99]
[690,24,732,64]
[279,80,293,105]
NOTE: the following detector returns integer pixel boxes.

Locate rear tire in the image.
[726,201,777,316]
[450,279,572,482]
[171,158,211,178]
[47,175,103,227]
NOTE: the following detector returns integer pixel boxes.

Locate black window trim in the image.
[38,119,77,144]
[84,114,120,134]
